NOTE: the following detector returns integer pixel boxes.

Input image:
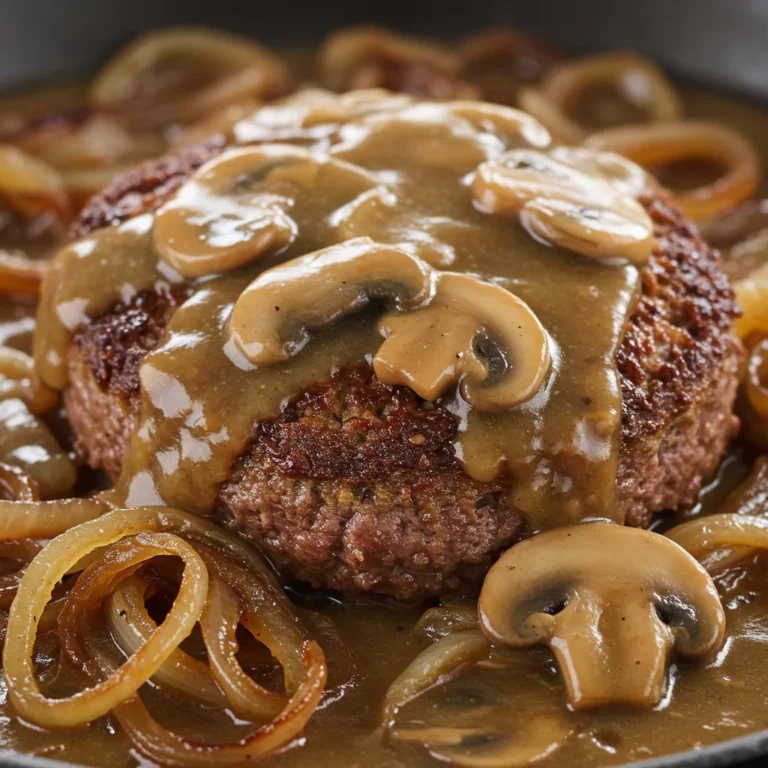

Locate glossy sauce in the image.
[34,94,642,529]
[1,83,768,768]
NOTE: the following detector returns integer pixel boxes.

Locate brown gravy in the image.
[34,94,642,530]
[2,78,768,768]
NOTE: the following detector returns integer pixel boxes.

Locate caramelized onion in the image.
[0,347,57,413]
[112,641,325,767]
[106,575,227,707]
[320,26,473,99]
[199,577,289,720]
[667,513,768,567]
[91,27,288,129]
[733,263,768,342]
[381,630,491,724]
[0,252,47,298]
[3,506,327,765]
[0,496,108,540]
[747,339,768,421]
[0,461,39,502]
[0,398,76,499]
[0,144,69,221]
[585,121,761,221]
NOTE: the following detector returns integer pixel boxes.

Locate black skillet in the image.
[1,0,767,765]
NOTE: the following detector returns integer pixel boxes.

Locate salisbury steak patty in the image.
[62,151,742,600]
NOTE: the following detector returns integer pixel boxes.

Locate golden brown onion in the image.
[91,27,289,129]
[519,52,682,143]
[320,26,474,99]
[0,398,76,499]
[0,144,69,221]
[3,506,327,766]
[459,27,562,105]
[199,577,289,720]
[381,631,491,724]
[585,121,761,221]
[0,346,57,413]
[734,263,768,342]
[0,461,39,502]
[111,641,325,767]
[106,574,228,708]
[9,529,208,727]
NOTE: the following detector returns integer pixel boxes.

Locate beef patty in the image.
[62,145,742,601]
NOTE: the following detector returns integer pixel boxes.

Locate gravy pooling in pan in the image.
[1,25,768,768]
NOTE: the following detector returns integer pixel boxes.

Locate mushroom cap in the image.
[229,238,436,364]
[478,522,725,709]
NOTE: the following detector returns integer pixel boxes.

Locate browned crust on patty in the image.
[62,145,743,599]
[69,137,226,241]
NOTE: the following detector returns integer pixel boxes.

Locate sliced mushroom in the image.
[91,27,289,129]
[154,144,386,278]
[233,88,415,146]
[392,714,571,768]
[473,146,653,264]
[230,238,436,364]
[479,522,725,709]
[375,272,550,410]
[153,145,306,278]
[444,101,551,150]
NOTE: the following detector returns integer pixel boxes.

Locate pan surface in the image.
[0,1,767,766]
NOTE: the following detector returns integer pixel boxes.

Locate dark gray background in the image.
[1,1,768,766]
[1,0,768,98]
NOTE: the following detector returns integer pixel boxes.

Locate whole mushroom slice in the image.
[479,522,725,710]
[229,238,436,364]
[375,272,550,410]
[442,101,551,150]
[153,144,305,277]
[472,146,653,265]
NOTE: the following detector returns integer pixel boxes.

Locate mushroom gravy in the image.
[34,92,645,529]
[2,37,768,768]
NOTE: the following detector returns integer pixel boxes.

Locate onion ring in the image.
[666,513,768,568]
[3,506,327,765]
[747,338,768,421]
[733,263,768,342]
[91,27,288,129]
[0,144,69,221]
[7,528,208,727]
[585,121,761,221]
[200,577,289,720]
[0,346,57,413]
[0,462,39,502]
[106,574,228,708]
[111,641,325,767]
[381,630,491,725]
[0,252,48,298]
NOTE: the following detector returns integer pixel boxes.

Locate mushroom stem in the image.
[478,523,725,709]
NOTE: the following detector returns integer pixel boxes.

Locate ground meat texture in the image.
[63,150,743,600]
